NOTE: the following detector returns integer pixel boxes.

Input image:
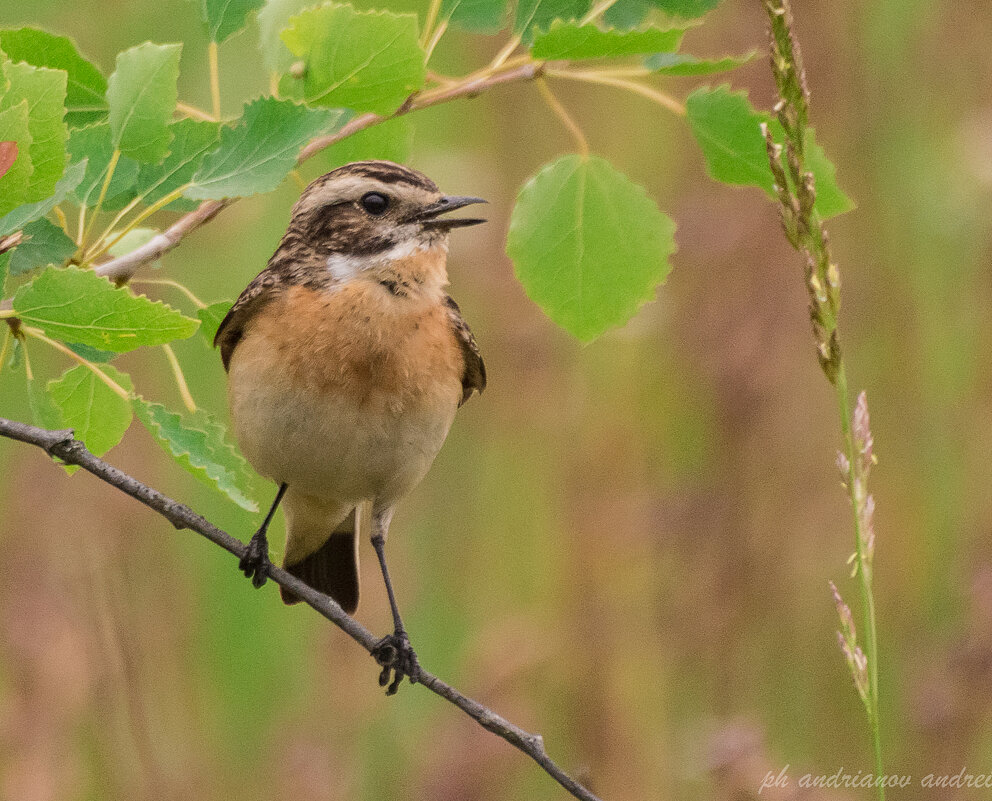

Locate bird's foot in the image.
[371,631,420,695]
[239,530,271,589]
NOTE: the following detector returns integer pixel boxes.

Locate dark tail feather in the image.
[281,509,359,612]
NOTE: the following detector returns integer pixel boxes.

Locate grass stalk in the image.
[760,1,885,794]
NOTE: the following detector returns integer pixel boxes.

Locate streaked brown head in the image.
[283,161,486,260]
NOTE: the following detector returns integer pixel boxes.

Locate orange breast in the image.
[247,282,463,414]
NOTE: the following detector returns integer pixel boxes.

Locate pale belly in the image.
[226,283,463,506]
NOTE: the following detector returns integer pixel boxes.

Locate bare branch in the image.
[0,416,602,801]
[94,61,546,284]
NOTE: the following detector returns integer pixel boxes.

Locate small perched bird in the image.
[215,161,486,693]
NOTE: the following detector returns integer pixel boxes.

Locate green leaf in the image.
[0,60,68,202]
[0,252,8,297]
[186,97,336,200]
[513,0,590,44]
[67,122,140,209]
[279,4,425,114]
[650,0,722,17]
[66,341,116,362]
[685,85,853,219]
[440,0,507,33]
[47,364,133,457]
[603,0,652,30]
[8,217,75,276]
[12,266,200,351]
[685,86,774,188]
[803,134,854,219]
[506,154,676,341]
[601,0,721,28]
[0,28,108,127]
[135,118,220,211]
[0,158,86,236]
[257,0,321,73]
[321,115,413,170]
[106,42,181,163]
[26,369,63,430]
[6,335,22,368]
[132,396,258,511]
[531,20,684,59]
[645,50,754,75]
[200,0,265,43]
[0,101,33,216]
[197,300,232,345]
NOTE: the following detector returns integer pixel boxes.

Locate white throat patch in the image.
[325,239,442,282]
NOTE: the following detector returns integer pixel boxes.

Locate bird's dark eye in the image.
[361,192,389,215]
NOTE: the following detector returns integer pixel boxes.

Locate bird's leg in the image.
[240,482,287,589]
[369,506,420,694]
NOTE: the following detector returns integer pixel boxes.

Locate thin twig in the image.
[93,60,547,284]
[0,417,604,801]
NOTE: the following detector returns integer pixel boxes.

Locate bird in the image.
[214,161,486,693]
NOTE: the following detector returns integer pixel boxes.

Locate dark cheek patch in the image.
[307,204,400,256]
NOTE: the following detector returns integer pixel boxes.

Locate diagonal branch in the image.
[0,416,603,801]
[93,60,548,284]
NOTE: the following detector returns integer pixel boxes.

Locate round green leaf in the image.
[47,364,134,458]
[506,155,676,341]
[0,28,108,127]
[106,42,181,163]
[13,266,200,351]
[278,4,425,114]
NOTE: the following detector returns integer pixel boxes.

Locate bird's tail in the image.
[281,502,364,612]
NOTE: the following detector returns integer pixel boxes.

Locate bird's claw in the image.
[371,632,420,695]
[239,532,270,589]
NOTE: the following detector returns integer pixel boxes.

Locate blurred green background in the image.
[3,1,992,799]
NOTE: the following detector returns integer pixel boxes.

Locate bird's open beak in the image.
[415,195,488,229]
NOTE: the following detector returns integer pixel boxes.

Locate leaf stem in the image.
[546,68,686,116]
[580,0,620,25]
[208,42,221,121]
[89,196,144,259]
[20,332,35,380]
[162,344,196,414]
[76,202,87,247]
[130,278,208,309]
[421,0,443,49]
[489,36,522,70]
[0,327,11,381]
[425,20,449,62]
[176,101,216,122]
[535,78,589,157]
[81,148,122,248]
[22,327,131,400]
[85,185,190,264]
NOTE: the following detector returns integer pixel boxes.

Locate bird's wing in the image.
[214,269,284,371]
[444,294,486,406]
